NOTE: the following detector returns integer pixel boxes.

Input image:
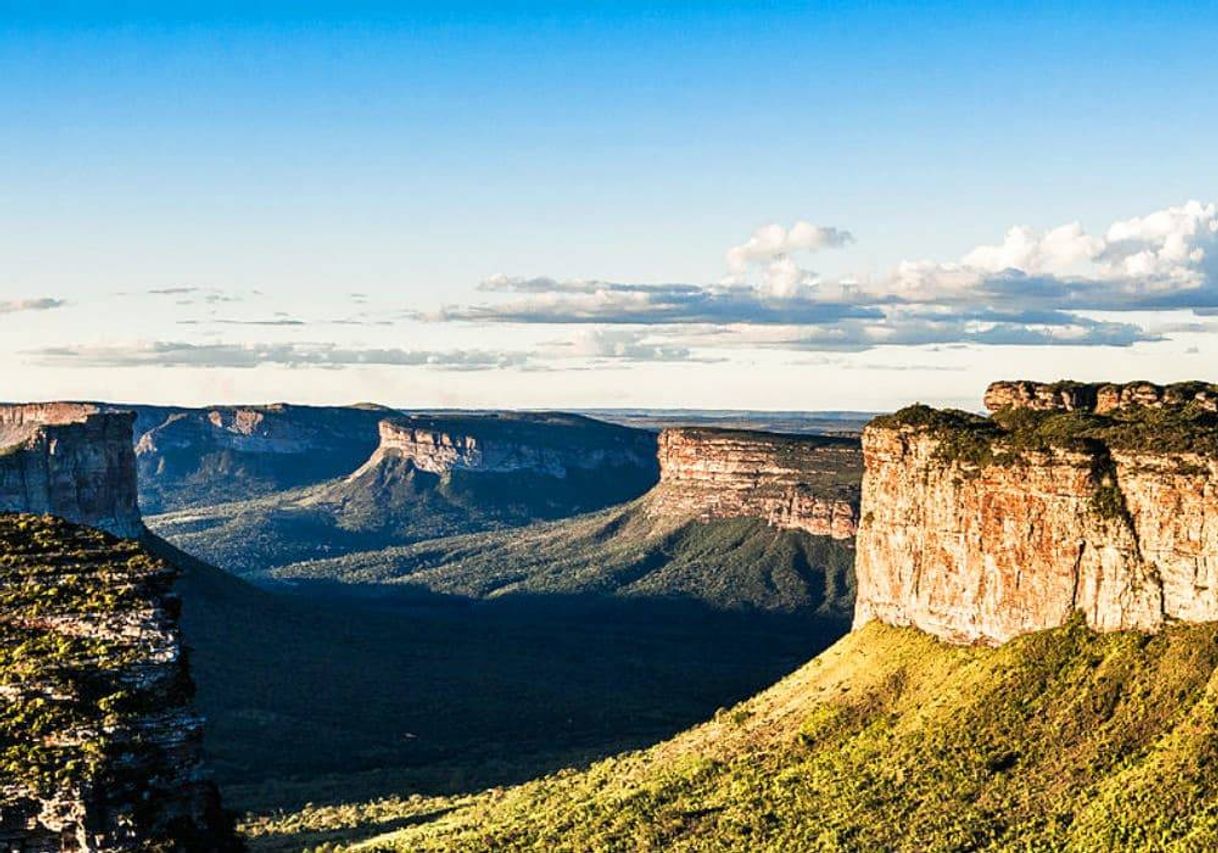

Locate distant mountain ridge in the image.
[147,410,660,578]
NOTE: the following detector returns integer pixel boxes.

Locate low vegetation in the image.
[877,399,1218,465]
[253,619,1218,851]
[273,501,857,616]
[0,514,176,795]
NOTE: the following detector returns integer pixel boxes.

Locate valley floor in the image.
[246,619,1218,851]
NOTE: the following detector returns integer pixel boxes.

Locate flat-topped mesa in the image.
[0,403,142,537]
[352,413,658,479]
[984,379,1218,414]
[646,427,862,540]
[854,382,1218,645]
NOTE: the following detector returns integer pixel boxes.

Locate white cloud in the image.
[725,221,854,297]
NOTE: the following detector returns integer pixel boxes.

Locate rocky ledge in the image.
[0,514,238,851]
[854,381,1218,645]
[0,404,141,538]
[983,379,1218,414]
[645,428,862,540]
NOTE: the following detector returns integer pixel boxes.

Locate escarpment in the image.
[0,404,142,538]
[331,412,661,520]
[0,514,238,850]
[854,380,1218,644]
[132,403,387,512]
[646,428,861,540]
[354,413,658,479]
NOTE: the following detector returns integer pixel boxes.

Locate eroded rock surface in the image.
[855,383,1218,644]
[984,379,1218,414]
[646,428,861,540]
[0,514,238,851]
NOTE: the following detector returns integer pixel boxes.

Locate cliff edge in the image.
[0,514,238,850]
[0,404,142,538]
[854,380,1218,644]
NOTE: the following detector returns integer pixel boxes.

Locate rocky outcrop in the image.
[0,514,238,851]
[854,383,1218,645]
[983,379,1218,414]
[0,404,141,538]
[645,428,861,540]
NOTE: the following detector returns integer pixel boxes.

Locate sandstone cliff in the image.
[854,380,1218,644]
[0,404,141,538]
[645,428,861,540]
[0,514,237,851]
[352,413,658,480]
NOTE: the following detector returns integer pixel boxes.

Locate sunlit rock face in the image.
[982,379,1218,415]
[0,404,142,538]
[854,382,1218,645]
[646,428,862,540]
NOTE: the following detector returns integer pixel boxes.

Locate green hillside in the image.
[272,499,856,616]
[250,619,1218,851]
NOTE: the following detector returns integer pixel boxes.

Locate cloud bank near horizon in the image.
[425,200,1217,354]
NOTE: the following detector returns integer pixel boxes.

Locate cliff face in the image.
[645,428,861,540]
[0,514,237,851]
[355,415,656,479]
[854,380,1218,644]
[0,405,141,538]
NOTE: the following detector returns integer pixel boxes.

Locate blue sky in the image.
[2,2,1216,409]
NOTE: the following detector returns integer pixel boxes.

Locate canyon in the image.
[275,425,861,616]
[854,380,1218,644]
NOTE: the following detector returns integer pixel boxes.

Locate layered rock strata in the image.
[646,428,861,540]
[854,381,1218,644]
[0,404,141,538]
[0,514,237,851]
[350,414,658,480]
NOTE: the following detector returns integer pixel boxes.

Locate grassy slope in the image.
[273,499,857,617]
[250,620,1218,851]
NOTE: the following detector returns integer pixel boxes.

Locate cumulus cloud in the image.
[0,297,67,314]
[725,221,854,297]
[28,342,530,371]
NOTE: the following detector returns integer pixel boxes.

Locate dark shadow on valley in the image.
[174,565,849,813]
